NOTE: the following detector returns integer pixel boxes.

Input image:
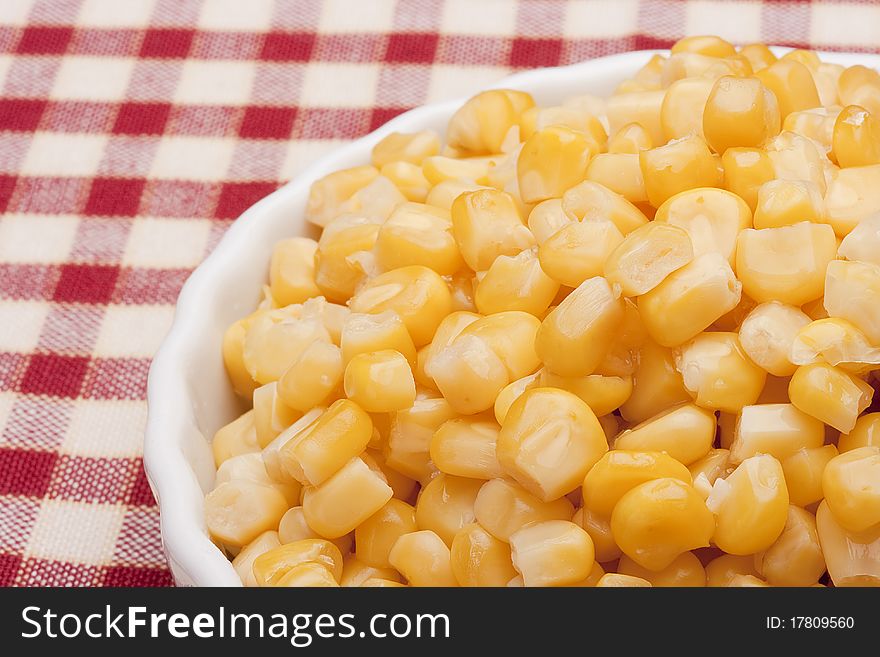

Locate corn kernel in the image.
[738,301,810,377]
[475,249,559,316]
[339,556,402,587]
[607,90,666,146]
[816,500,880,587]
[604,222,694,298]
[343,350,416,413]
[450,189,535,271]
[756,59,821,119]
[839,412,880,453]
[823,164,880,236]
[538,219,624,288]
[739,44,777,72]
[381,161,432,202]
[427,334,509,415]
[754,179,825,229]
[783,107,838,154]
[824,259,880,344]
[422,155,493,186]
[660,77,714,142]
[276,562,340,587]
[707,454,789,555]
[233,531,281,587]
[790,317,880,373]
[493,371,541,425]
[781,445,838,507]
[562,180,649,235]
[306,165,379,227]
[755,505,825,587]
[608,122,652,154]
[702,76,780,154]
[509,520,594,587]
[450,523,517,587]
[833,105,880,168]
[415,474,482,545]
[765,131,828,194]
[721,147,775,211]
[571,506,621,562]
[618,551,707,587]
[689,448,731,498]
[821,446,880,533]
[539,371,632,417]
[619,339,691,423]
[375,202,463,275]
[277,340,343,412]
[340,310,416,368]
[269,238,321,307]
[447,89,534,155]
[386,396,456,483]
[672,35,736,58]
[640,135,719,208]
[497,388,608,501]
[389,530,458,586]
[788,362,873,433]
[430,417,503,480]
[223,317,259,399]
[727,574,770,587]
[213,410,259,467]
[216,452,300,505]
[705,553,760,587]
[730,403,825,466]
[474,478,574,542]
[596,573,652,587]
[277,506,351,554]
[736,222,836,306]
[517,126,596,204]
[253,381,301,448]
[527,198,571,244]
[253,538,343,586]
[354,498,417,569]
[314,215,380,303]
[615,404,716,465]
[425,179,491,210]
[205,481,289,548]
[584,152,647,204]
[372,130,440,167]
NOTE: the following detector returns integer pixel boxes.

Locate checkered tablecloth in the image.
[1,0,879,588]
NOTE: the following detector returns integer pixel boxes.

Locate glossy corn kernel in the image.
[388,530,458,586]
[689,448,731,498]
[497,388,608,501]
[604,222,694,297]
[618,551,706,587]
[615,404,716,466]
[611,478,714,571]
[584,152,647,204]
[756,59,821,119]
[253,538,344,587]
[430,417,503,480]
[306,165,379,227]
[280,399,372,486]
[707,454,789,555]
[276,562,339,587]
[730,404,825,466]
[450,188,534,271]
[233,531,281,587]
[422,155,492,185]
[822,446,880,533]
[359,577,406,587]
[539,371,632,417]
[450,523,518,587]
[520,105,606,145]
[671,35,736,57]
[354,498,417,569]
[607,90,666,146]
[738,301,811,377]
[349,265,452,347]
[535,276,624,377]
[212,410,259,467]
[425,179,490,211]
[839,412,880,453]
[782,445,838,507]
[427,334,508,415]
[736,222,836,306]
[705,553,760,587]
[509,520,594,587]
[788,362,873,433]
[783,107,838,153]
[596,573,652,587]
[608,122,652,154]
[755,506,825,587]
[277,506,351,554]
[372,130,440,168]
[493,372,541,424]
[789,317,880,373]
[824,259,880,344]
[640,135,719,208]
[571,506,621,562]
[447,89,534,155]
[838,212,880,264]
[205,481,289,547]
[276,340,343,412]
[381,161,431,202]
[343,350,416,413]
[216,453,300,506]
[765,131,828,194]
[754,180,825,229]
[269,238,321,307]
[243,309,329,385]
[832,104,880,168]
[823,164,880,236]
[375,202,463,275]
[618,340,691,423]
[721,147,775,211]
[223,316,259,399]
[703,76,780,154]
[562,180,649,235]
[474,478,574,542]
[816,500,880,587]
[727,574,771,587]
[340,310,416,368]
[253,381,301,448]
[660,77,714,142]
[475,249,558,316]
[415,474,482,545]
[386,396,456,483]
[638,253,741,347]
[517,126,596,203]
[582,451,691,518]
[339,556,402,587]
[302,457,392,538]
[538,219,624,288]
[313,215,380,303]
[527,198,571,244]
[739,43,777,72]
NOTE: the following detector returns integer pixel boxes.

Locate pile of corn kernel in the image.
[205,36,880,588]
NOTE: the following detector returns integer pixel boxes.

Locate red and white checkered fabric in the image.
[1,0,879,587]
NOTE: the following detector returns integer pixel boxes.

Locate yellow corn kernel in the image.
[421,155,493,186]
[223,316,259,399]
[233,531,281,587]
[212,410,259,467]
[381,161,432,203]
[430,417,503,480]
[385,396,456,483]
[839,65,880,112]
[375,202,463,275]
[253,538,343,586]
[822,446,880,533]
[839,212,880,265]
[753,179,825,229]
[755,506,825,587]
[604,222,694,298]
[816,499,880,587]
[349,265,452,347]
[509,520,594,587]
[427,334,509,415]
[790,317,880,373]
[840,412,880,453]
[608,122,652,154]
[736,222,836,306]
[340,310,416,368]
[527,198,571,244]
[535,276,624,377]
[447,89,534,155]
[618,551,706,587]
[607,90,666,146]
[205,481,289,548]
[765,131,828,194]
[615,404,716,466]
[788,362,873,433]
[617,342,687,425]
[640,135,719,208]
[475,249,559,316]
[571,506,621,562]
[824,259,880,344]
[450,188,535,271]
[833,105,880,168]
[538,219,624,288]
[314,215,380,303]
[671,35,736,58]
[277,506,351,554]
[730,403,825,466]
[339,556,402,587]
[597,573,652,587]
[782,444,838,507]
[474,478,573,542]
[372,130,441,167]
[727,574,770,587]
[702,76,780,154]
[216,453,300,506]
[739,43,777,72]
[425,179,490,210]
[721,147,775,211]
[538,371,632,417]
[517,126,596,204]
[360,577,406,587]
[262,408,323,484]
[493,371,541,425]
[705,553,760,587]
[280,399,372,486]
[389,530,458,586]
[737,301,810,377]
[343,350,416,414]
[497,388,608,501]
[584,152,647,204]
[824,165,880,237]
[414,473,481,546]
[253,381,301,448]
[562,180,649,235]
[276,562,340,587]
[306,165,379,227]
[340,173,406,224]
[269,238,321,307]
[660,77,714,142]
[756,59,821,119]
[611,478,714,571]
[364,447,417,501]
[354,498,416,569]
[450,523,517,587]
[276,340,343,412]
[783,107,839,154]
[707,454,789,554]
[689,448,731,498]
[243,309,331,386]
[582,450,692,518]
[302,457,392,538]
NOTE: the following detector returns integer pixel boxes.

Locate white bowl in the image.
[144,48,879,586]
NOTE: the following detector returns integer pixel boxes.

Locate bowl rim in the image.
[144,47,879,586]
